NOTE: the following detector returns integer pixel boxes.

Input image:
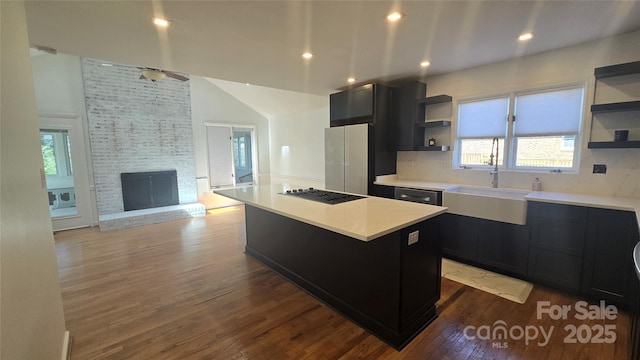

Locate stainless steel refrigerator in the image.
[324,123,370,195]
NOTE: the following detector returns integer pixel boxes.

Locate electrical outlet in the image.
[593,164,607,174]
[408,230,419,246]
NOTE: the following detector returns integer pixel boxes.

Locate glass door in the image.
[233,129,254,185]
[41,128,77,217]
[40,115,93,230]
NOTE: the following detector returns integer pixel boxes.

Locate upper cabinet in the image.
[588,60,640,149]
[329,84,391,127]
[389,81,452,151]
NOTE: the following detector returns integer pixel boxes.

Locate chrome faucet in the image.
[488,137,499,188]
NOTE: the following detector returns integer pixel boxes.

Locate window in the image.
[512,87,583,169]
[40,129,73,176]
[455,84,584,171]
[457,96,509,167]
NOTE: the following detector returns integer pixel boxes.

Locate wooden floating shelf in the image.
[587,141,640,149]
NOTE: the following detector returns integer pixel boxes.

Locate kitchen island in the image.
[215,184,447,349]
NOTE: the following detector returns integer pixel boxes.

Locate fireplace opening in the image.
[121,170,179,211]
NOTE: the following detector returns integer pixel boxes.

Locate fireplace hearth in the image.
[121,170,179,211]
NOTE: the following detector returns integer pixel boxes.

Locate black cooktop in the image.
[281,188,365,205]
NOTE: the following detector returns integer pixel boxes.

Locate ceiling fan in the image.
[138,67,189,82]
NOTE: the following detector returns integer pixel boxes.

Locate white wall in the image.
[1,1,68,359]
[31,52,98,225]
[190,76,272,208]
[400,30,640,197]
[269,106,329,189]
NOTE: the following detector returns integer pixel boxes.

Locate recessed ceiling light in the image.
[518,32,534,41]
[153,17,170,27]
[302,52,313,59]
[420,61,431,68]
[245,83,250,86]
[347,78,356,83]
[386,12,404,22]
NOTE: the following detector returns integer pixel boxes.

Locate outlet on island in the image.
[593,164,607,174]
[408,230,420,245]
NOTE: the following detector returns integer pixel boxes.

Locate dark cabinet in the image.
[477,221,529,277]
[390,81,426,151]
[441,213,530,276]
[527,202,587,291]
[400,218,442,329]
[389,81,452,151]
[441,213,479,262]
[582,208,640,306]
[329,84,374,125]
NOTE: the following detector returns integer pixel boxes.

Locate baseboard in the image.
[61,331,71,360]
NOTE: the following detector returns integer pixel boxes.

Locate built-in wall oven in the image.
[394,187,442,206]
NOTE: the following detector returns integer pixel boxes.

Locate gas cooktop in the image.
[281,188,365,205]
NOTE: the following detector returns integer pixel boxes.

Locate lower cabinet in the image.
[527,202,587,292]
[582,208,640,306]
[477,221,529,277]
[441,213,479,261]
[439,200,640,307]
[442,213,529,277]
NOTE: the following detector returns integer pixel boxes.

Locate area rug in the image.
[441,259,534,304]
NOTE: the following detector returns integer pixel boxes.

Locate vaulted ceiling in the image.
[25,1,640,96]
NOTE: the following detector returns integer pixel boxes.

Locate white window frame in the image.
[453,94,511,171]
[454,83,585,173]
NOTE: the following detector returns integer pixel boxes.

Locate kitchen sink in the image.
[443,186,530,225]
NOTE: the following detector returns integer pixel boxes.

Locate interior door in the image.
[40,115,93,231]
[206,126,234,188]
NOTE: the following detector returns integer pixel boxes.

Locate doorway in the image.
[40,115,93,230]
[206,124,258,188]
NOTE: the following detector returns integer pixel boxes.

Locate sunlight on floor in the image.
[207,206,242,215]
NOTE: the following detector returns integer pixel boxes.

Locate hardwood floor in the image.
[55,206,630,359]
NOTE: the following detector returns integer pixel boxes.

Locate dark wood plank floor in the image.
[54,206,630,359]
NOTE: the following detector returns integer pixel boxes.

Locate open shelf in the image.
[591,101,640,114]
[417,120,451,128]
[420,95,453,105]
[594,61,640,79]
[587,141,640,149]
[415,145,450,151]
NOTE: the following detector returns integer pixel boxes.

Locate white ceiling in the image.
[24,1,640,96]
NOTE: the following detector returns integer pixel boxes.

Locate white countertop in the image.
[374,174,640,232]
[214,184,447,242]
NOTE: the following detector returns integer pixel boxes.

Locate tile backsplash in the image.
[397,149,640,198]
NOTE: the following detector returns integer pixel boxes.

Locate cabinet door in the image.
[400,218,442,329]
[477,221,529,276]
[389,82,426,151]
[527,202,587,291]
[528,248,583,292]
[582,208,639,306]
[441,214,479,262]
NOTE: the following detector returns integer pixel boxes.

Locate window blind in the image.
[513,87,584,136]
[457,97,509,138]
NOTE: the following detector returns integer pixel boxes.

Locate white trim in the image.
[204,122,260,188]
[61,331,71,360]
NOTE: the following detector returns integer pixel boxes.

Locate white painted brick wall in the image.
[82,58,197,214]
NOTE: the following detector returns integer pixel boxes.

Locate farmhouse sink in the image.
[443,186,530,225]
